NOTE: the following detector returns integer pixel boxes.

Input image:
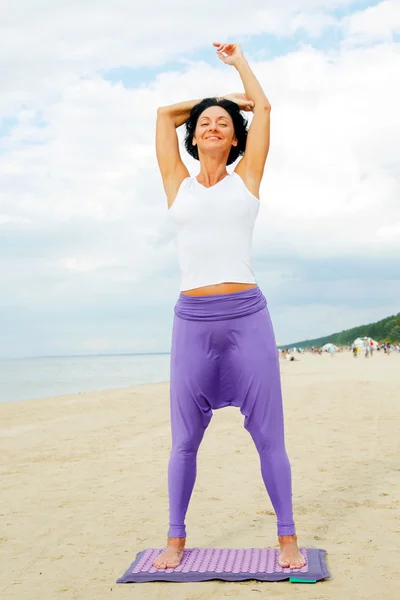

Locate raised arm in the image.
[213,43,271,198]
[156,100,201,207]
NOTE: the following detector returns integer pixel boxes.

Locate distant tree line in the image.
[280,312,400,349]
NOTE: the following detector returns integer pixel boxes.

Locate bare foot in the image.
[153,537,186,569]
[278,534,307,569]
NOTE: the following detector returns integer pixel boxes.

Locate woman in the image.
[153,42,306,570]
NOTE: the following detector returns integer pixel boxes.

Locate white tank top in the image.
[168,172,260,291]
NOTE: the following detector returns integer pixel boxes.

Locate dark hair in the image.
[184,97,248,166]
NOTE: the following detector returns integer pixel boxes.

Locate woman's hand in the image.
[213,42,245,66]
[221,92,254,112]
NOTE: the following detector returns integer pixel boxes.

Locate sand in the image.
[1,351,399,599]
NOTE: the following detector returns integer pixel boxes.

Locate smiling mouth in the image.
[206,136,222,140]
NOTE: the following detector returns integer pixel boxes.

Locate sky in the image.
[0,0,399,358]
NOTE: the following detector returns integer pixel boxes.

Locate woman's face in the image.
[193,106,237,157]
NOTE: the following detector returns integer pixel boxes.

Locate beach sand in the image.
[1,351,399,599]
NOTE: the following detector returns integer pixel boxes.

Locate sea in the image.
[0,353,171,404]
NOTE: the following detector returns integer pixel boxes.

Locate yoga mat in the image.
[117,547,330,583]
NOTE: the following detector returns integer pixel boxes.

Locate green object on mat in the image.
[290,577,317,583]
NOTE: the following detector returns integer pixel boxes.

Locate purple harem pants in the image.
[168,286,295,539]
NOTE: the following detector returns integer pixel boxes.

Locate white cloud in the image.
[289,11,338,37]
[342,0,400,46]
[376,223,400,237]
[0,1,399,356]
[0,0,363,118]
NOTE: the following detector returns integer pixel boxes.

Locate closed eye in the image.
[200,121,228,126]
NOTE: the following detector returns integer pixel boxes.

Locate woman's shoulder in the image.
[231,170,260,202]
[167,175,193,211]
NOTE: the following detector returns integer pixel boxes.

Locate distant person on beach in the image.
[153,42,305,571]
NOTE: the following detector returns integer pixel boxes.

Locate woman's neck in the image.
[196,157,229,187]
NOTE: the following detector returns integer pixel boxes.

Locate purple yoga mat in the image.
[117,547,330,583]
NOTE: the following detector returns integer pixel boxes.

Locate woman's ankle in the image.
[167,536,186,548]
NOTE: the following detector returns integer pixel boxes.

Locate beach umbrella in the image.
[322,343,338,351]
[353,337,378,349]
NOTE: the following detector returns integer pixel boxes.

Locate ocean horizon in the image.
[0,353,171,404]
